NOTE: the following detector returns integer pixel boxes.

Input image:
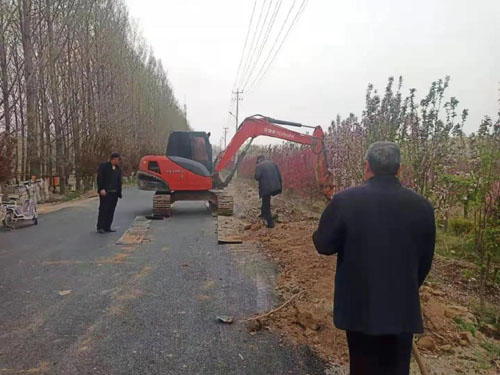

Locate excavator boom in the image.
[214,115,334,199]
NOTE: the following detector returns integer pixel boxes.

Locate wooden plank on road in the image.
[116,216,152,245]
[217,215,243,244]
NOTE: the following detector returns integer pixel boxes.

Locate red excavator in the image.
[137,115,334,216]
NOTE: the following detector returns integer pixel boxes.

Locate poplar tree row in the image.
[0,0,189,192]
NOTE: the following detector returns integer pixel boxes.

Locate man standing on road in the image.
[96,152,123,234]
[313,141,435,375]
[255,155,282,228]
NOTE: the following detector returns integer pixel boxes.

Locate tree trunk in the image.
[0,0,10,134]
[44,0,65,193]
[19,0,39,178]
[39,77,51,177]
[479,253,491,311]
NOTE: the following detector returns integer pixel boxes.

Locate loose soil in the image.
[227,178,500,375]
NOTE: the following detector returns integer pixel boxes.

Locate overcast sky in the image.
[125,0,500,147]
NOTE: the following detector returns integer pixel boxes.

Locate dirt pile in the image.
[228,181,348,362]
[228,179,499,374]
[249,219,348,363]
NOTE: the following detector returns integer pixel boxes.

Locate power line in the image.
[239,0,275,90]
[226,0,303,133]
[246,0,308,95]
[237,0,268,89]
[241,0,283,90]
[247,0,308,94]
[243,0,298,92]
[225,0,257,133]
[231,0,257,92]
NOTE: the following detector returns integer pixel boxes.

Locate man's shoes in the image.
[97,229,116,233]
[266,221,275,229]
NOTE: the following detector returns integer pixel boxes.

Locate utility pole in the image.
[232,89,243,132]
[223,127,228,148]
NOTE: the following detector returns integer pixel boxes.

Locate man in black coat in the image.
[96,152,123,234]
[313,141,435,375]
[254,155,282,228]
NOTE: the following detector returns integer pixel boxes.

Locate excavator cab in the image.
[137,131,214,193]
[166,131,213,175]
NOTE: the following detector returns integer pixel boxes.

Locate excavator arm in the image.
[213,115,334,199]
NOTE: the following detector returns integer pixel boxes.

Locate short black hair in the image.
[366,141,400,175]
[256,155,265,163]
[110,152,121,159]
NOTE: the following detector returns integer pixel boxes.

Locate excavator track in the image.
[153,193,172,217]
[212,190,234,216]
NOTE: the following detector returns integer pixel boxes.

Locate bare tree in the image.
[0,0,189,188]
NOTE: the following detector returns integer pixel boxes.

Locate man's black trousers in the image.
[346,331,413,375]
[261,195,273,226]
[97,193,118,231]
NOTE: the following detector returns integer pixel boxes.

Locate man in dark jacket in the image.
[313,141,435,375]
[254,155,282,228]
[96,152,123,234]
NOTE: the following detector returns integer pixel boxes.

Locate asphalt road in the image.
[0,188,326,375]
